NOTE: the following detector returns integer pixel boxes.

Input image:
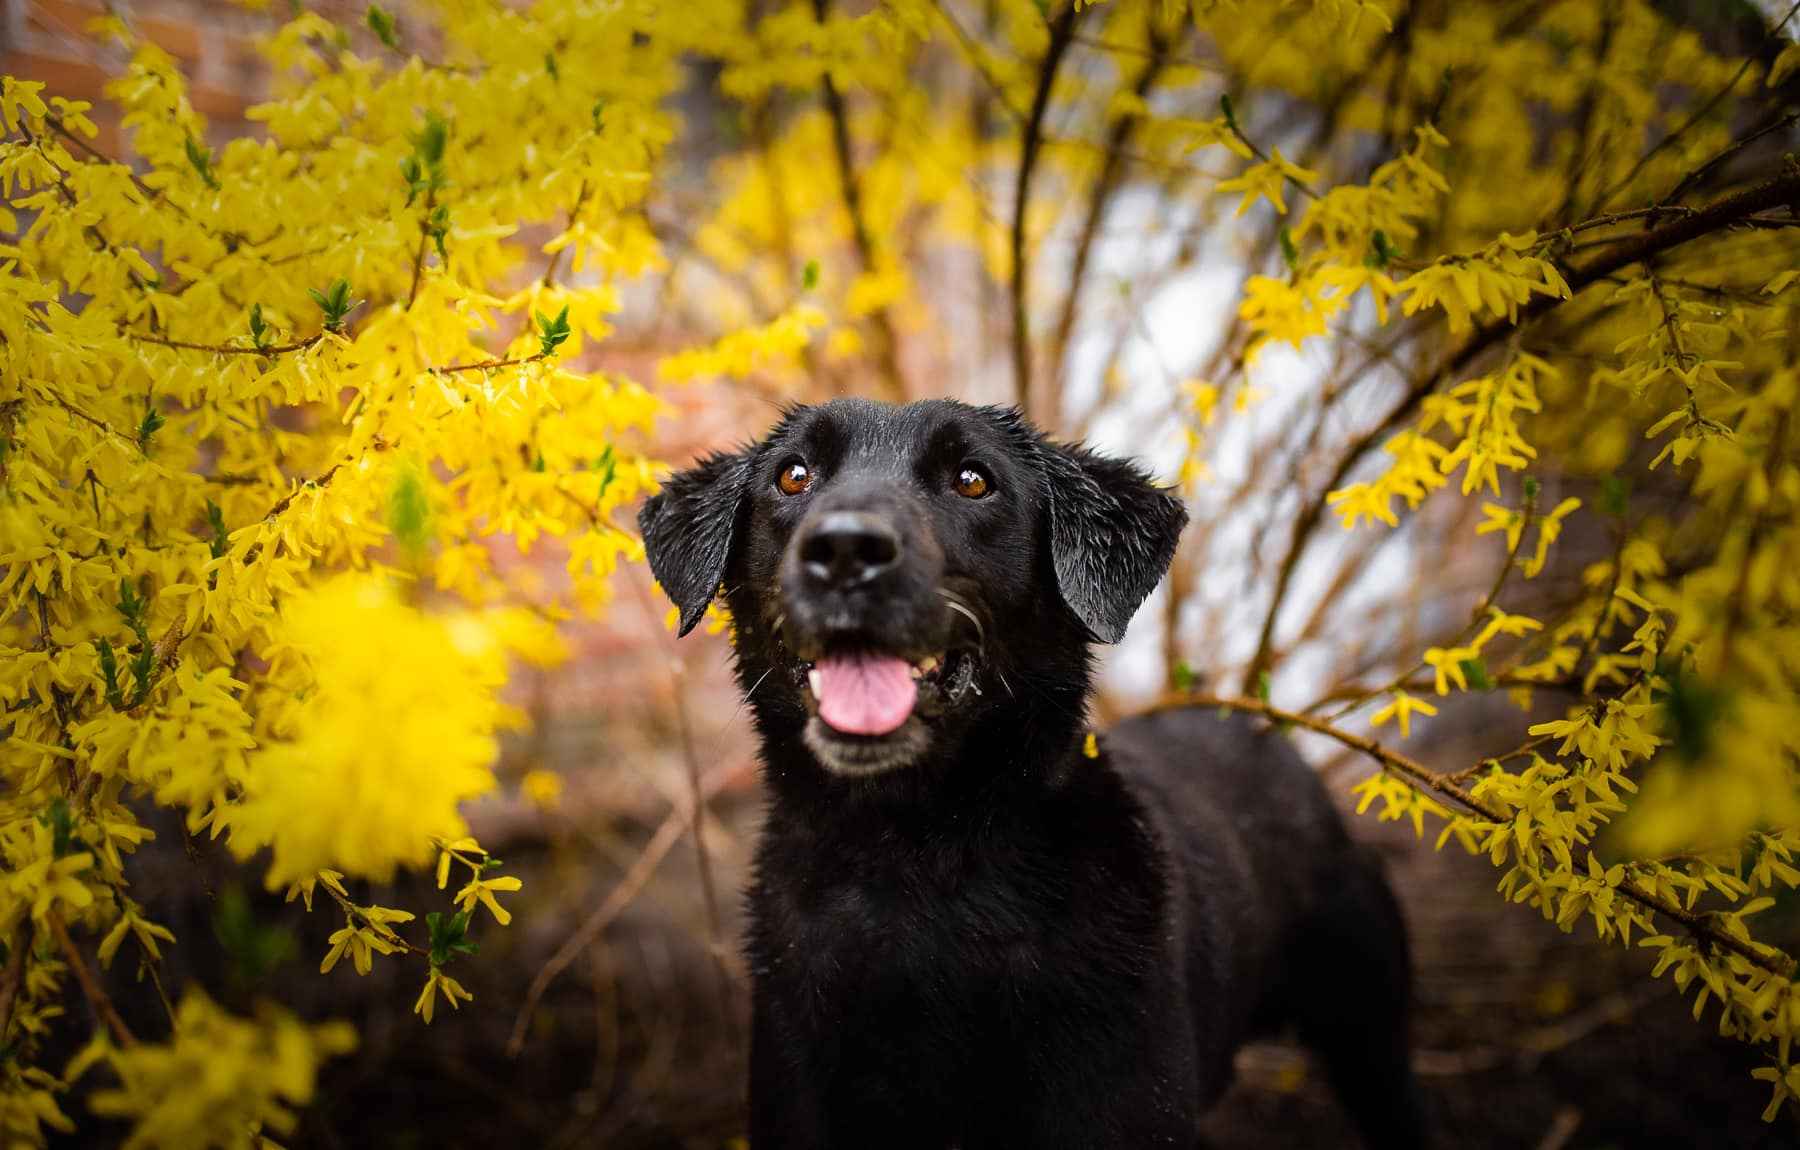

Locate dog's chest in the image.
[753,826,1160,1032]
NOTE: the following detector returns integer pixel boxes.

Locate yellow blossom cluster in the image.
[68,991,356,1150]
[0,0,759,1141]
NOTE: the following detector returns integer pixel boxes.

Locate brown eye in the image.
[777,460,812,496]
[954,466,990,499]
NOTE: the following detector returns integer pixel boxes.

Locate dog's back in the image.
[1109,705,1426,1145]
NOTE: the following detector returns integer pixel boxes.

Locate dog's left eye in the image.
[954,466,991,499]
[777,460,813,496]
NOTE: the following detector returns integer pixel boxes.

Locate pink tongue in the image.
[814,654,918,736]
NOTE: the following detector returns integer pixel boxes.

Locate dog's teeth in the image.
[807,668,822,696]
[915,656,939,676]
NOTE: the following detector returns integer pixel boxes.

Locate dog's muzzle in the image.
[780,500,980,774]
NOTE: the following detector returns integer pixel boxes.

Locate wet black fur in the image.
[640,399,1425,1149]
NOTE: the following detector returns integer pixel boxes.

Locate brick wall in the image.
[7,1,308,134]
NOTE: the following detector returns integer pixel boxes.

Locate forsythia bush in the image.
[0,2,677,1142]
[2,0,1799,1142]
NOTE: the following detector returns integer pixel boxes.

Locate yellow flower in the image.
[226,574,508,887]
[454,875,523,926]
[1433,357,1550,496]
[1327,431,1449,529]
[284,871,348,914]
[1422,646,1480,695]
[522,769,565,810]
[1316,264,1402,324]
[96,908,176,969]
[1238,273,1343,359]
[1473,607,1543,647]
[8,824,95,925]
[1476,502,1525,552]
[657,304,826,383]
[1398,237,1569,333]
[320,924,398,976]
[1173,115,1254,159]
[1181,379,1221,426]
[1369,691,1438,738]
[1217,147,1320,216]
[1523,497,1581,578]
[413,967,474,1025]
[434,837,485,890]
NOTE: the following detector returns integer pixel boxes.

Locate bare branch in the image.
[813,0,908,402]
[1012,3,1084,424]
[504,759,740,1057]
[1046,13,1173,409]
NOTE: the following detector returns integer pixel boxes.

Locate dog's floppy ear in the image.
[638,449,752,637]
[1039,442,1188,644]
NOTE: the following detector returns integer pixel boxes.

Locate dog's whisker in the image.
[741,664,776,702]
[936,590,986,655]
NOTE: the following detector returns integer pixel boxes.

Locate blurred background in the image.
[8,0,1800,1146]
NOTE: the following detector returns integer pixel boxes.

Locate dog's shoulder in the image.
[1103,705,1336,819]
[1100,703,1354,904]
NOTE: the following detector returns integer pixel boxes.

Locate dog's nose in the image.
[800,512,900,587]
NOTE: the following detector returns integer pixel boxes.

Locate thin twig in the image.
[1660,108,1800,208]
[130,332,324,356]
[426,351,549,375]
[0,929,25,1046]
[406,187,436,311]
[47,911,137,1048]
[540,179,592,289]
[1591,0,1800,212]
[504,760,737,1057]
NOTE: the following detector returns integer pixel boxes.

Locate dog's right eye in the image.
[953,466,991,500]
[777,460,813,496]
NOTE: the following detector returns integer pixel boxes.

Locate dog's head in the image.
[639,400,1185,779]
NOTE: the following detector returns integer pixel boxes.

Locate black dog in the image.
[641,399,1424,1149]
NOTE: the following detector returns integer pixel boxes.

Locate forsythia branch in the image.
[1242,162,1800,692]
[1177,693,1798,980]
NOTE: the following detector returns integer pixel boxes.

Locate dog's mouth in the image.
[787,647,979,776]
[799,650,976,736]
